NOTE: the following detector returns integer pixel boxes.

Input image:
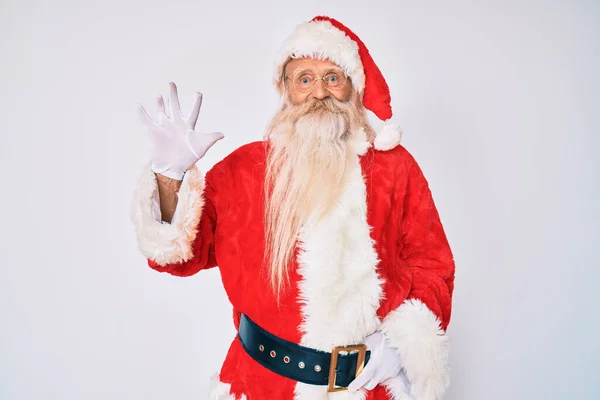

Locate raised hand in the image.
[138,82,224,180]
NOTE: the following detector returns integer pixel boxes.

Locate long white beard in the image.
[263,91,372,297]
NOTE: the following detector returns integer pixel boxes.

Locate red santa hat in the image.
[274,15,402,151]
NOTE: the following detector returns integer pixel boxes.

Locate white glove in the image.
[348,330,410,392]
[137,82,224,180]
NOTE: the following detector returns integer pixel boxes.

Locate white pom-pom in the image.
[374,123,402,151]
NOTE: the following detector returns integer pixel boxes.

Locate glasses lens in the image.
[293,72,316,93]
[324,70,346,88]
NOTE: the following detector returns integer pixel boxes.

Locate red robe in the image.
[131,137,455,400]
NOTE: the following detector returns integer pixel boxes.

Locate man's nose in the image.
[310,79,330,100]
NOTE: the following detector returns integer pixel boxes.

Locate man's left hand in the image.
[347,330,409,392]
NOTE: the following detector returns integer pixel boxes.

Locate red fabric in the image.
[145,141,455,398]
[371,150,455,331]
[311,15,393,121]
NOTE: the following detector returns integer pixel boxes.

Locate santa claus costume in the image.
[131,15,455,400]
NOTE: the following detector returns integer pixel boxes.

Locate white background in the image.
[1,0,598,399]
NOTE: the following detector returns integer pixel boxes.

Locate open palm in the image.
[138,82,224,180]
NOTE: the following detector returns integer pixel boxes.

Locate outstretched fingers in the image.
[156,94,167,124]
[187,92,203,129]
[168,82,183,120]
[137,103,157,130]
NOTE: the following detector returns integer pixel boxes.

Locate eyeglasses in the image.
[285,68,348,93]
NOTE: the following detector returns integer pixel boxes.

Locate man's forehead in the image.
[285,57,342,72]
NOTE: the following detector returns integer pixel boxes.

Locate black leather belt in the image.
[237,313,370,392]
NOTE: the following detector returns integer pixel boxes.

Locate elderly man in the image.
[131,15,455,400]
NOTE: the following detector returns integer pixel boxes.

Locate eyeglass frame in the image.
[284,67,350,93]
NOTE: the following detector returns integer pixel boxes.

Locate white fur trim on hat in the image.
[374,123,403,151]
[274,20,366,92]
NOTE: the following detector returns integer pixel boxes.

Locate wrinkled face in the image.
[284,57,353,104]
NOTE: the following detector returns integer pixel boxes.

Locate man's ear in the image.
[276,57,293,96]
[276,81,293,106]
[276,78,286,96]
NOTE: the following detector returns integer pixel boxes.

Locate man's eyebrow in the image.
[292,68,315,75]
[296,67,343,75]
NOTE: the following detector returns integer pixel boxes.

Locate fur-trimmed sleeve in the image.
[380,155,456,400]
[130,162,221,276]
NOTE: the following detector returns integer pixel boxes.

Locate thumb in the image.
[207,131,225,144]
[187,131,224,159]
[203,131,225,152]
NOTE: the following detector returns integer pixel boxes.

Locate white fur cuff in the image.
[380,299,450,400]
[130,163,205,266]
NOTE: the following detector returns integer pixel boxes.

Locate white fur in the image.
[130,163,205,265]
[274,20,366,93]
[293,155,383,399]
[352,127,372,156]
[380,299,450,400]
[373,123,402,151]
[208,373,247,399]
